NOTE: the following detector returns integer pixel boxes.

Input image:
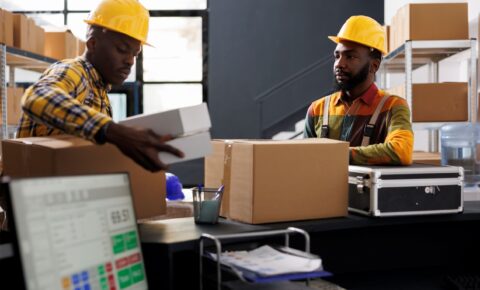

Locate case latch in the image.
[356,176,365,194]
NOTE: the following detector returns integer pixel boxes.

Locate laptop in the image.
[3,173,148,290]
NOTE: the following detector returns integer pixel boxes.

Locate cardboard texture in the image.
[77,39,86,55]
[390,3,468,51]
[2,135,167,219]
[0,87,24,124]
[384,25,390,53]
[388,82,468,122]
[34,24,45,55]
[205,139,349,224]
[13,13,28,50]
[120,103,211,136]
[0,9,13,46]
[44,30,77,60]
[412,151,441,166]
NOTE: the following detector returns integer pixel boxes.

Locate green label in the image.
[112,234,125,254]
[125,231,138,250]
[98,265,105,276]
[118,268,131,289]
[100,276,108,290]
[130,263,145,284]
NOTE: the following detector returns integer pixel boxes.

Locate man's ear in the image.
[86,37,96,53]
[369,58,381,74]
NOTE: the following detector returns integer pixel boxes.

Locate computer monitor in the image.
[4,173,148,290]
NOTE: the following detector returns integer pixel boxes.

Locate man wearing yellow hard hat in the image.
[304,15,413,165]
[17,0,183,171]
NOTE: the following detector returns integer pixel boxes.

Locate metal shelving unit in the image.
[379,39,478,152]
[0,44,57,139]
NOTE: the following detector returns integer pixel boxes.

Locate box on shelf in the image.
[0,87,25,125]
[2,135,167,219]
[0,9,14,47]
[384,25,390,54]
[120,103,212,164]
[13,13,28,51]
[389,3,468,51]
[77,39,86,55]
[33,24,45,55]
[44,30,77,60]
[205,138,349,224]
[413,151,441,166]
[388,82,468,122]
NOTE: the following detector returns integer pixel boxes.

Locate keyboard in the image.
[446,274,480,290]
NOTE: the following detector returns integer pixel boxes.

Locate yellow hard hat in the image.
[85,0,150,45]
[328,15,386,55]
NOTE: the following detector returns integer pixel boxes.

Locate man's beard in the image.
[333,62,370,92]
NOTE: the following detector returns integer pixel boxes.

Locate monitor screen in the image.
[8,174,148,290]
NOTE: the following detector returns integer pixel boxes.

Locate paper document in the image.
[208,245,322,277]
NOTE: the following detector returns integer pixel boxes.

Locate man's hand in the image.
[104,122,184,172]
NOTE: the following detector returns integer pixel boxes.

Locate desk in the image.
[140,201,480,290]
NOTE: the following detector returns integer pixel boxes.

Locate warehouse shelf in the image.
[0,44,58,139]
[378,39,478,152]
[382,40,474,72]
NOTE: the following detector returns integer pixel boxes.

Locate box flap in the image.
[10,135,93,149]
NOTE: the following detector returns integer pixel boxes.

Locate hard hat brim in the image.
[328,35,386,56]
[84,20,153,47]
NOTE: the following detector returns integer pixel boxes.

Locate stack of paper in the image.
[120,103,212,164]
[208,245,330,283]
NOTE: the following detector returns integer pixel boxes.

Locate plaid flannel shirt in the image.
[17,57,112,142]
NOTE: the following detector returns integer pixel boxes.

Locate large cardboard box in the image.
[44,30,77,60]
[0,9,14,46]
[388,82,468,122]
[390,3,468,51]
[33,23,45,55]
[2,135,167,219]
[205,139,349,224]
[0,87,24,124]
[13,13,28,50]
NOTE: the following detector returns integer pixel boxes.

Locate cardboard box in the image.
[0,87,24,125]
[384,25,390,54]
[2,135,167,219]
[388,82,468,122]
[77,39,86,55]
[121,103,212,164]
[44,30,77,60]
[390,3,468,51]
[0,9,14,46]
[35,24,45,55]
[205,139,349,224]
[412,151,441,166]
[160,131,212,164]
[120,103,211,136]
[13,13,28,50]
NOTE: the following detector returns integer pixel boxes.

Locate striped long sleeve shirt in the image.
[304,84,413,165]
[17,57,112,142]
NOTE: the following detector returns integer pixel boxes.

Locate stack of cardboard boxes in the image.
[0,8,85,59]
[386,3,470,123]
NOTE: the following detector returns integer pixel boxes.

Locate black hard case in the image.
[348,164,464,217]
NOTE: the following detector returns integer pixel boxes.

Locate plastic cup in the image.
[192,187,223,224]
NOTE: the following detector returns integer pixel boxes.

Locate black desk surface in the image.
[139,201,480,290]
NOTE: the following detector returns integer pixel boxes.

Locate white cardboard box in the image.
[119,103,211,136]
[161,131,213,164]
[119,103,212,164]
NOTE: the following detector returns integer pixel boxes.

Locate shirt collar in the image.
[77,56,112,92]
[334,83,378,106]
